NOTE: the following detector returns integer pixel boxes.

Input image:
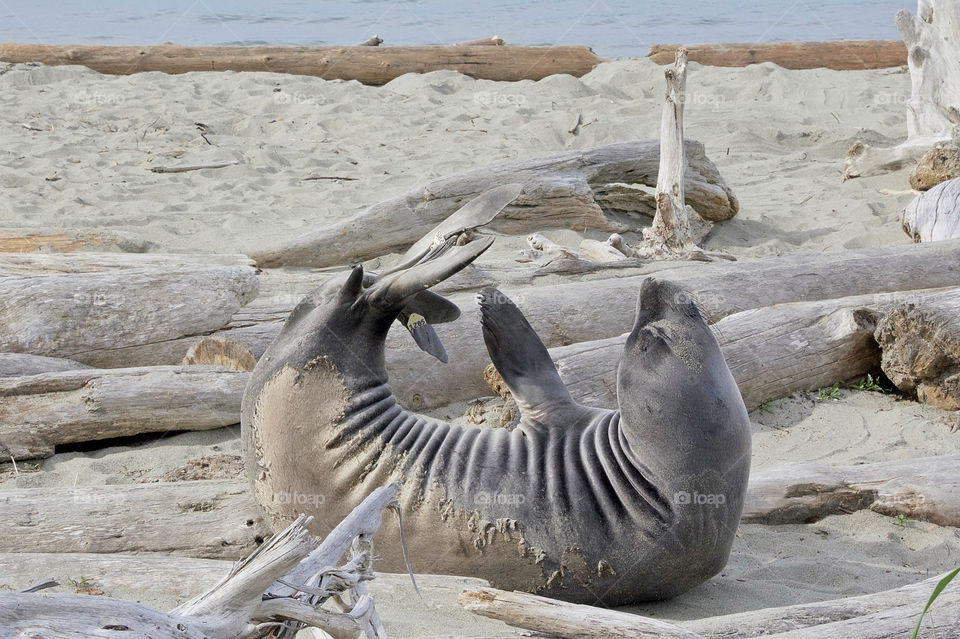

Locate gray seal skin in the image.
[241,242,751,605]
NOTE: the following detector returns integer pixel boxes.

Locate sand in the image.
[1,57,958,636]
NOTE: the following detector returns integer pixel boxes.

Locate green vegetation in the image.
[910,566,960,639]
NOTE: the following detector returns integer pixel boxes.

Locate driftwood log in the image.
[0,227,151,253]
[909,140,960,190]
[0,43,604,84]
[744,455,960,526]
[901,176,960,241]
[0,265,258,364]
[876,288,960,409]
[844,1,960,179]
[648,40,906,71]
[88,240,960,406]
[459,569,960,639]
[0,485,400,638]
[0,365,248,460]
[0,251,254,274]
[251,139,739,268]
[0,480,267,559]
[0,353,90,377]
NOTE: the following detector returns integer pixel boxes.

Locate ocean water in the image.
[0,0,910,58]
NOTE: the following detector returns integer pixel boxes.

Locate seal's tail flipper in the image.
[479,288,582,425]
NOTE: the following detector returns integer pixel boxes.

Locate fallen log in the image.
[553,291,900,411]
[743,455,960,526]
[0,251,254,275]
[0,480,267,559]
[250,139,739,268]
[876,288,960,409]
[0,43,604,84]
[101,241,960,408]
[0,486,400,638]
[0,353,91,377]
[0,365,248,460]
[0,265,258,365]
[648,40,906,71]
[0,227,151,253]
[901,177,960,242]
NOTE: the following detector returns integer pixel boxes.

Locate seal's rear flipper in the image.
[479,288,582,426]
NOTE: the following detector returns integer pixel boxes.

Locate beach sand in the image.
[1,58,957,636]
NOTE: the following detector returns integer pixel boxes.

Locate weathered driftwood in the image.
[0,486,400,639]
[454,36,506,47]
[182,336,257,371]
[876,288,960,409]
[843,1,960,180]
[0,251,254,274]
[744,455,960,526]
[681,571,959,638]
[458,587,704,638]
[553,292,900,411]
[251,139,739,268]
[902,176,960,241]
[640,47,710,257]
[0,365,248,460]
[910,140,960,190]
[108,240,960,407]
[0,480,267,559]
[461,571,960,639]
[0,265,258,365]
[0,43,604,84]
[0,353,91,377]
[148,160,240,173]
[0,227,151,253]
[648,40,906,71]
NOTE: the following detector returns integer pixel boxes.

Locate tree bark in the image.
[647,40,906,71]
[876,287,960,409]
[0,365,248,460]
[250,139,739,268]
[901,177,960,241]
[0,265,258,364]
[0,43,604,85]
[0,227,151,253]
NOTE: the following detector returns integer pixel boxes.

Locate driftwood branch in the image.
[0,43,604,85]
[0,365,248,460]
[148,160,239,173]
[647,40,906,71]
[250,139,739,268]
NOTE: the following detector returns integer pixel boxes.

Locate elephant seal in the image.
[241,206,751,606]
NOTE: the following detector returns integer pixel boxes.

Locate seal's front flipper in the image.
[479,288,585,426]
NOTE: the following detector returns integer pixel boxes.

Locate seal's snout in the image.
[637,278,703,327]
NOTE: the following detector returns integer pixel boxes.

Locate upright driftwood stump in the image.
[901,176,960,241]
[844,0,960,180]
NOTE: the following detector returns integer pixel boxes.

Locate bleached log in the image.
[876,288,960,409]
[647,40,906,71]
[0,43,603,85]
[149,160,239,173]
[0,480,267,558]
[843,1,960,180]
[1,487,402,639]
[744,455,960,526]
[0,227,151,253]
[682,571,959,637]
[0,353,91,377]
[0,265,258,365]
[458,587,705,639]
[0,365,248,460]
[909,140,960,190]
[578,238,628,262]
[901,177,960,241]
[0,251,254,274]
[250,139,739,268]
